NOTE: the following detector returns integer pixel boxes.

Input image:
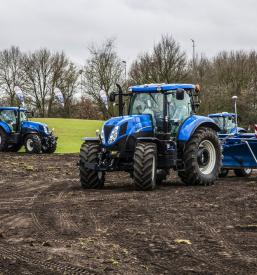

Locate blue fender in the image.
[177,115,220,142]
[0,121,12,134]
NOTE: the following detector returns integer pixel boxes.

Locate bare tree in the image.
[0,46,25,105]
[82,39,123,119]
[22,49,53,116]
[129,35,188,84]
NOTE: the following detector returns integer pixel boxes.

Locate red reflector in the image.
[255,124,257,137]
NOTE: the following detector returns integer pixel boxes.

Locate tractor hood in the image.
[101,114,153,146]
[22,121,50,135]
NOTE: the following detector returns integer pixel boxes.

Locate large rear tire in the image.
[0,128,8,152]
[234,168,252,177]
[24,134,42,154]
[133,142,157,191]
[178,127,221,186]
[79,142,105,189]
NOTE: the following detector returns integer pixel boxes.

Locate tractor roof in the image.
[129,83,195,93]
[0,107,27,112]
[209,112,236,118]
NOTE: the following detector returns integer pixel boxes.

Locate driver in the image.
[142,99,156,126]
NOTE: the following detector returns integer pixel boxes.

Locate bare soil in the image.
[0,153,257,274]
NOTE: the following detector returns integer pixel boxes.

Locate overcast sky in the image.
[0,0,256,66]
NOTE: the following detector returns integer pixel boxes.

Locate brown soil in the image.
[0,153,257,274]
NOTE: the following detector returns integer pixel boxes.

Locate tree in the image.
[0,46,25,105]
[129,35,188,84]
[82,39,123,119]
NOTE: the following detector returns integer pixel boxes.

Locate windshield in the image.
[129,91,192,133]
[211,116,236,133]
[0,110,17,124]
[225,116,236,132]
[211,117,224,129]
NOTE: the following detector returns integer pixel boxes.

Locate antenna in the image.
[191,39,196,72]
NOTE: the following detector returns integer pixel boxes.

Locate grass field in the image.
[32,118,104,153]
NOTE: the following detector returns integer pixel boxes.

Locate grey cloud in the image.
[0,0,257,66]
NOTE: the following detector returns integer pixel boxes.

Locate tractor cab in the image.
[208,112,246,134]
[128,84,194,135]
[0,107,28,132]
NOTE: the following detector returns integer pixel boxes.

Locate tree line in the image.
[0,35,257,124]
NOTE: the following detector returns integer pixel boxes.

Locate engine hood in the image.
[102,114,153,146]
[22,121,49,134]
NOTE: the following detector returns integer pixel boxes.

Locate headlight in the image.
[108,126,119,144]
[101,127,105,143]
[43,125,48,134]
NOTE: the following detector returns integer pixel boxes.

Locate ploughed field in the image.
[0,153,257,274]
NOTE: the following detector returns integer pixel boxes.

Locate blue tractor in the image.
[0,107,57,153]
[208,112,247,134]
[79,83,222,190]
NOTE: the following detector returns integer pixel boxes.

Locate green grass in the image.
[32,118,104,153]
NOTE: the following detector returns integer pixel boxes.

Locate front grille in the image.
[104,125,114,141]
[119,122,128,136]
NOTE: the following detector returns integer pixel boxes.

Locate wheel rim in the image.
[0,135,2,145]
[26,139,34,151]
[244,168,252,175]
[197,140,216,175]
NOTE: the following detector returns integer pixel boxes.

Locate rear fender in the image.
[0,121,12,135]
[177,115,220,142]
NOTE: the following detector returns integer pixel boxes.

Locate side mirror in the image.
[109,92,116,102]
[176,89,185,100]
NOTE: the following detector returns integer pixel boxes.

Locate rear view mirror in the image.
[176,89,185,100]
[109,92,116,102]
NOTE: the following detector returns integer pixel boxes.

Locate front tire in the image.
[79,142,105,189]
[178,127,221,186]
[133,142,157,191]
[42,137,57,154]
[24,134,42,154]
[234,168,252,177]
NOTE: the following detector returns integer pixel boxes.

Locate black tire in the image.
[178,127,221,186]
[79,142,105,189]
[133,142,157,191]
[42,138,57,154]
[156,169,169,185]
[219,168,229,178]
[234,168,252,177]
[0,128,8,152]
[24,134,42,154]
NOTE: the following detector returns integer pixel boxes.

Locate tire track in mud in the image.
[161,213,227,273]
[0,241,99,274]
[30,180,84,240]
[194,218,257,264]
